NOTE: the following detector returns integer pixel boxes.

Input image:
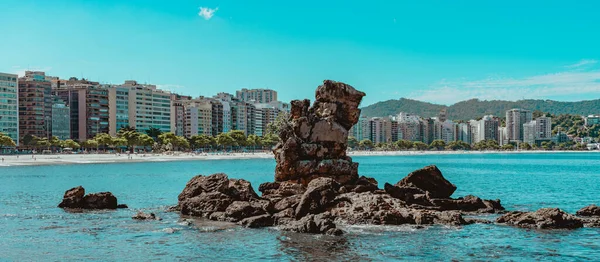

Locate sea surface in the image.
[1,153,600,261]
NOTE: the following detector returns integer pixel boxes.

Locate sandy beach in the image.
[0,150,596,167]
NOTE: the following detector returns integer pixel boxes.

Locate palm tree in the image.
[145,127,163,141]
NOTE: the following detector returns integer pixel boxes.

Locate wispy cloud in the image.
[11,66,53,77]
[565,59,598,69]
[409,60,600,105]
[198,7,218,20]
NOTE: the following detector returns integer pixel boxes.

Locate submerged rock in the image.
[132,211,161,221]
[58,186,122,210]
[496,208,583,229]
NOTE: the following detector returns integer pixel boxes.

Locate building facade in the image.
[506,108,532,142]
[236,88,277,104]
[51,99,70,140]
[18,71,52,141]
[0,73,19,145]
[397,112,421,142]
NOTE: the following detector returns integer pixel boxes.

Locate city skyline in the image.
[2,1,600,106]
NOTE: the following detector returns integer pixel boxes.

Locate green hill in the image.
[360,98,600,120]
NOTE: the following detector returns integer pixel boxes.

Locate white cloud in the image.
[198,7,218,20]
[409,60,600,105]
[565,59,598,69]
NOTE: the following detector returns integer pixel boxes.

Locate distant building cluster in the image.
[0,71,289,146]
[350,107,583,147]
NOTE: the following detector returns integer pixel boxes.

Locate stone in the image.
[240,214,275,228]
[295,177,341,218]
[259,181,306,199]
[225,201,267,222]
[177,173,230,201]
[273,80,365,186]
[395,165,457,198]
[429,195,504,213]
[82,192,118,209]
[384,183,431,205]
[179,192,233,217]
[279,212,342,235]
[576,204,600,217]
[132,211,161,221]
[496,208,583,229]
[117,204,129,209]
[227,179,259,201]
[58,186,85,208]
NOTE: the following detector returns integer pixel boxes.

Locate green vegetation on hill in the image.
[361,98,600,120]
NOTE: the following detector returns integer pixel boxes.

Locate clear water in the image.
[1,153,600,261]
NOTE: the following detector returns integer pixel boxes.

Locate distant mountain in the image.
[360,98,600,120]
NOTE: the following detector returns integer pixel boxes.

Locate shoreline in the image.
[0,150,597,167]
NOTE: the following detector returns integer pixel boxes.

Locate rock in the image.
[273,195,302,212]
[177,173,230,201]
[259,181,306,199]
[496,208,583,229]
[240,214,274,228]
[225,201,267,222]
[384,183,431,205]
[58,186,85,208]
[395,165,457,198]
[58,186,124,210]
[576,204,600,217]
[228,179,260,201]
[82,192,118,209]
[179,192,233,217]
[329,192,468,226]
[273,80,365,186]
[132,211,161,221]
[429,195,504,213]
[348,176,379,193]
[279,212,342,235]
[295,177,341,218]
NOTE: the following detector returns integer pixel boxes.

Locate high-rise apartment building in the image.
[420,118,435,145]
[18,71,52,140]
[170,94,191,137]
[107,85,130,136]
[506,108,532,142]
[253,102,288,137]
[523,116,552,145]
[369,117,393,144]
[121,81,171,132]
[236,88,278,104]
[397,112,421,141]
[0,72,19,144]
[184,98,213,137]
[350,116,370,141]
[457,122,471,144]
[54,78,108,141]
[475,115,499,143]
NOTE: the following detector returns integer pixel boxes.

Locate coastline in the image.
[0,150,597,167]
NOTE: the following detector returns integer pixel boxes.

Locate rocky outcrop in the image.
[58,186,125,210]
[395,165,456,198]
[171,80,508,235]
[496,208,584,229]
[273,80,366,186]
[576,205,600,217]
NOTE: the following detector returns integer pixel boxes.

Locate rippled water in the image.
[1,153,600,261]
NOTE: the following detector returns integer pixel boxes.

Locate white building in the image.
[397,112,421,141]
[506,108,532,142]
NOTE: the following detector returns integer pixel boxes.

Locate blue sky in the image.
[1,0,599,106]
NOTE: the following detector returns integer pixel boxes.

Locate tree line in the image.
[348,137,589,151]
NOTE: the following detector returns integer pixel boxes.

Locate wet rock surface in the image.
[58,186,124,210]
[132,211,161,221]
[496,208,584,229]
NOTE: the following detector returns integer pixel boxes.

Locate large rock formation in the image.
[273,80,366,186]
[58,186,126,210]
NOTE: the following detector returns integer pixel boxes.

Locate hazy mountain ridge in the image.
[361,98,600,120]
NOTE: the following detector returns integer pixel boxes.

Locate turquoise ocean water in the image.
[1,153,599,261]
